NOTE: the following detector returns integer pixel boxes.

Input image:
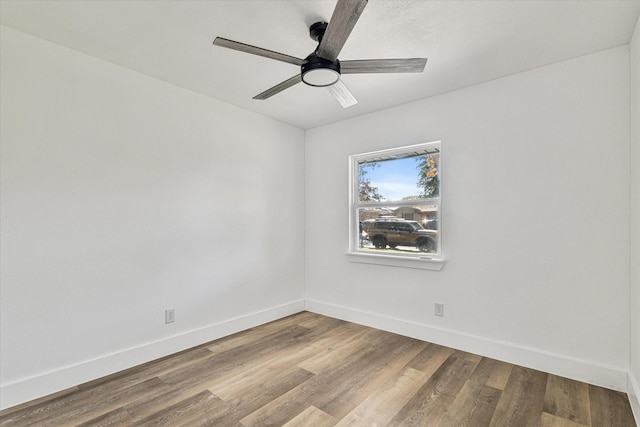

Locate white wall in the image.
[629,15,640,421]
[305,46,631,391]
[0,26,305,409]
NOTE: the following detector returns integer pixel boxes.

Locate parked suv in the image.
[361,218,437,252]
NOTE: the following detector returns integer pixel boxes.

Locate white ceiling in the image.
[2,0,639,130]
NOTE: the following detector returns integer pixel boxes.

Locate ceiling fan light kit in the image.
[212,0,427,108]
[301,54,341,87]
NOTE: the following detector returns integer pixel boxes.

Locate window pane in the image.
[358,205,439,254]
[358,151,439,202]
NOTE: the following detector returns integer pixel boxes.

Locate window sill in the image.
[346,252,445,270]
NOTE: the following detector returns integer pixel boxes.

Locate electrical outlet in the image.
[435,303,444,317]
[165,309,175,324]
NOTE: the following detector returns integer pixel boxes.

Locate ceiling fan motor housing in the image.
[301,54,341,87]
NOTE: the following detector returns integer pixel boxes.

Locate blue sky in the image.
[363,157,422,201]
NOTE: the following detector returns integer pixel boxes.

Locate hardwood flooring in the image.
[0,311,636,426]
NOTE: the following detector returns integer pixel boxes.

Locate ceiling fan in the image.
[212,0,427,108]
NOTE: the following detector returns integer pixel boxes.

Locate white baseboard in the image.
[0,299,305,410]
[630,371,640,425]
[305,299,629,393]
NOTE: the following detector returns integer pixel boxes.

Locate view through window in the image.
[351,142,441,258]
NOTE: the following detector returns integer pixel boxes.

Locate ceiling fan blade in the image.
[253,74,302,100]
[213,37,304,66]
[327,80,358,108]
[317,0,368,62]
[341,58,428,74]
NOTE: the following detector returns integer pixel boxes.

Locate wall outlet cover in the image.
[165,309,175,324]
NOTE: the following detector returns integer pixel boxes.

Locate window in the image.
[348,141,443,270]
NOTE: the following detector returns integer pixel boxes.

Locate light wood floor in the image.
[0,311,636,426]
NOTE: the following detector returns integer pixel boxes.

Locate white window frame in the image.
[346,141,444,271]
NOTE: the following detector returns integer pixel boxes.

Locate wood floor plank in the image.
[296,327,386,374]
[79,347,214,391]
[489,365,549,427]
[316,334,428,420]
[131,390,221,426]
[441,379,502,426]
[6,346,215,426]
[335,367,432,426]
[52,377,170,426]
[405,342,455,373]
[296,312,345,329]
[210,362,314,402]
[205,312,333,355]
[0,377,165,427]
[589,384,637,427]
[196,367,315,427]
[386,350,483,426]
[122,379,202,421]
[470,356,513,391]
[183,323,312,384]
[541,412,590,427]
[281,406,336,427]
[75,407,135,427]
[0,386,81,420]
[544,374,591,426]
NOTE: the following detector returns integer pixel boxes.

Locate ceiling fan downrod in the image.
[309,21,328,43]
